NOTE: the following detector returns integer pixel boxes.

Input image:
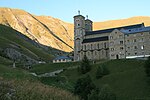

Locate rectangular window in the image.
[104,43,107,48]
[120,41,123,44]
[120,47,124,50]
[134,46,137,49]
[141,45,144,50]
[110,36,113,39]
[134,39,136,42]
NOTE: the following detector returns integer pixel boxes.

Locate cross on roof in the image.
[86,15,88,19]
[78,10,80,15]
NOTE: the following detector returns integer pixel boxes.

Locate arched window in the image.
[91,44,93,50]
[97,43,99,49]
[84,45,86,50]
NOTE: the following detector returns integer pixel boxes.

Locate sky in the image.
[0,0,150,23]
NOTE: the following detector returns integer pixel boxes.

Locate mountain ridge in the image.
[0,7,150,52]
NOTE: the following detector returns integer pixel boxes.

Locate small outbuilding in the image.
[53,56,73,63]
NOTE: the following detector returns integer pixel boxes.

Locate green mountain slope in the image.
[31,59,150,100]
[0,24,53,64]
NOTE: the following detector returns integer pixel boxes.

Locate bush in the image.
[144,57,150,77]
[96,64,109,79]
[79,55,91,74]
[74,75,95,100]
[88,85,116,100]
[88,88,100,100]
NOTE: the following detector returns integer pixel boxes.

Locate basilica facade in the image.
[74,14,150,61]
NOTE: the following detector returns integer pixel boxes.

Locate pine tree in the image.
[80,55,91,74]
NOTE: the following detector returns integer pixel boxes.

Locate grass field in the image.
[45,59,150,100]
[0,62,79,100]
[1,54,150,100]
[30,62,80,74]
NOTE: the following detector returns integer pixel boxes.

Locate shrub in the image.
[74,75,95,100]
[96,64,109,79]
[88,88,100,100]
[88,85,116,100]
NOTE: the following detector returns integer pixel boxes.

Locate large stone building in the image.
[74,14,150,61]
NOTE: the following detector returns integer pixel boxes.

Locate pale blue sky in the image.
[0,0,150,23]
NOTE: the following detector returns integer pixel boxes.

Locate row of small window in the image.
[111,52,143,57]
[110,38,145,46]
[110,47,124,51]
[126,38,144,43]
[125,32,147,37]
[110,35,123,39]
[80,51,101,56]
[110,45,145,51]
[127,45,144,50]
[82,43,107,50]
[127,52,146,56]
[111,54,124,57]
[109,32,148,40]
[110,41,123,45]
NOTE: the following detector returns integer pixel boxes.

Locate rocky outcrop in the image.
[3,48,38,65]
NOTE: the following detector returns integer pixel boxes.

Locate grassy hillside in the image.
[31,59,150,100]
[0,64,79,100]
[30,62,79,74]
[0,24,53,62]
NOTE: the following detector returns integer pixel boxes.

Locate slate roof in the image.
[53,56,72,60]
[85,23,144,36]
[82,36,108,43]
[121,26,150,34]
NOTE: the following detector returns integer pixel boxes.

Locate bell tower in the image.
[85,15,93,31]
[74,11,85,61]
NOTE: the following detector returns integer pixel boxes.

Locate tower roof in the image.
[73,15,85,18]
